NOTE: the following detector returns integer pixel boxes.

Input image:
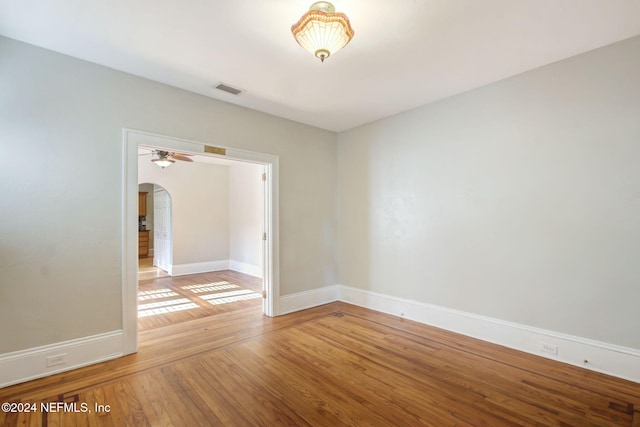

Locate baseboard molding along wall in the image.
[229,260,262,279]
[171,260,262,277]
[337,285,640,384]
[6,285,637,387]
[0,331,123,388]
[279,285,338,315]
[171,260,229,276]
[276,284,640,384]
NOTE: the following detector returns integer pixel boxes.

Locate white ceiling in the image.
[2,1,640,132]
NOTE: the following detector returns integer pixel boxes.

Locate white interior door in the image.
[153,187,172,274]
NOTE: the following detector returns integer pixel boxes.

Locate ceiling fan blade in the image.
[171,153,193,162]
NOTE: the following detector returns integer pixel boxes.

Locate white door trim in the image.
[122,128,279,355]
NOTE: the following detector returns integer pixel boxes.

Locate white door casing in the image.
[123,128,279,355]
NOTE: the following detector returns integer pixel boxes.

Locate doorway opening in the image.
[138,183,172,281]
[123,129,279,354]
[136,152,265,331]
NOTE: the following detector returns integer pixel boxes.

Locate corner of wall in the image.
[278,285,339,315]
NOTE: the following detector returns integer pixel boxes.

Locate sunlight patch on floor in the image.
[138,292,200,318]
[207,293,262,305]
[137,280,261,321]
[138,303,199,318]
[138,289,179,301]
[139,298,192,310]
[198,289,262,305]
[181,282,239,293]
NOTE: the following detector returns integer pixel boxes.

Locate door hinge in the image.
[262,172,266,182]
[262,232,267,241]
[262,290,267,299]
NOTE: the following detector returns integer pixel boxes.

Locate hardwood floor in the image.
[1,302,639,426]
[138,256,170,281]
[137,269,263,331]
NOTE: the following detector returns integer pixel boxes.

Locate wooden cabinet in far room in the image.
[139,230,149,258]
[138,192,148,217]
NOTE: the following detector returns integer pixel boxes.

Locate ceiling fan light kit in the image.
[151,157,175,168]
[150,150,193,168]
[291,1,355,62]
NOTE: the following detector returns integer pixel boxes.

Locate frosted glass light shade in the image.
[152,158,174,168]
[291,2,354,62]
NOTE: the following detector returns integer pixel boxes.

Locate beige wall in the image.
[338,36,640,349]
[138,160,230,265]
[139,160,264,274]
[229,163,264,276]
[0,36,337,353]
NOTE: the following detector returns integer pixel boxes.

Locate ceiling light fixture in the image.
[151,151,175,168]
[291,1,354,62]
[152,158,174,168]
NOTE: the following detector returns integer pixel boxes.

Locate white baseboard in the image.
[171,260,229,276]
[337,285,640,384]
[279,285,338,315]
[0,331,123,388]
[229,260,262,278]
[6,287,636,388]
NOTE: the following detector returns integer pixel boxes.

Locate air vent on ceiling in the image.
[214,82,244,96]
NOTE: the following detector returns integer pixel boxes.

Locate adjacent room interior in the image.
[136,149,266,329]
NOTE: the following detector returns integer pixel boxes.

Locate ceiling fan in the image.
[139,149,193,168]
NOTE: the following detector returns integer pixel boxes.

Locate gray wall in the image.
[2,33,638,357]
[230,163,264,276]
[138,160,230,266]
[338,36,640,349]
[0,36,337,353]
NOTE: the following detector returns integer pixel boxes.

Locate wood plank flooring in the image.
[138,256,170,281]
[1,302,639,426]
[137,269,263,331]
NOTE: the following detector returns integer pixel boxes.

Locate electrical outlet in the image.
[46,353,67,367]
[539,342,558,355]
